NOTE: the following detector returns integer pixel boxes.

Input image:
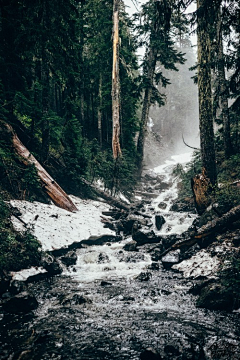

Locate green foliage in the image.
[0,134,42,201]
[0,193,42,272]
[218,254,240,309]
[174,151,202,198]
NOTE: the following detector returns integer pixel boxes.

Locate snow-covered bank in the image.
[10,195,114,252]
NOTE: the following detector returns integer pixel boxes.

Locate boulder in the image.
[135,272,152,282]
[196,283,235,311]
[60,293,92,306]
[9,280,27,295]
[157,202,167,210]
[140,348,162,360]
[151,248,163,262]
[2,291,38,313]
[41,253,63,275]
[161,250,180,270]
[155,214,166,231]
[132,229,160,246]
[147,262,159,271]
[60,250,77,266]
[123,240,137,252]
[0,272,11,295]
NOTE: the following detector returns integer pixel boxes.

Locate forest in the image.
[0,0,240,358]
[0,0,239,200]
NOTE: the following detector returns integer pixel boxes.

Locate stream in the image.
[0,152,240,360]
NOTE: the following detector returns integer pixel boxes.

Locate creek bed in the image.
[1,152,240,359]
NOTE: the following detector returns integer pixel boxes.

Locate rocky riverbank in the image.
[0,152,240,359]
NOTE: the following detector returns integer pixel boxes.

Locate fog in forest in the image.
[124,0,199,168]
[144,45,199,168]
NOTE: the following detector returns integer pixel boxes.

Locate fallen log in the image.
[2,122,78,212]
[195,204,240,238]
[158,204,240,258]
[80,177,152,218]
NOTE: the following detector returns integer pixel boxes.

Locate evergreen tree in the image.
[136,0,185,174]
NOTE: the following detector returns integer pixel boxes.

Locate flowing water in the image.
[0,153,240,360]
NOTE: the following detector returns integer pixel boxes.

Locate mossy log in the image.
[3,122,77,212]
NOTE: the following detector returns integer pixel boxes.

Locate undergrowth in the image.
[0,194,42,272]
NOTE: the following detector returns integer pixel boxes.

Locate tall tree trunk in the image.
[137,46,157,175]
[98,73,103,147]
[112,0,121,159]
[41,1,50,163]
[197,0,217,186]
[216,8,232,159]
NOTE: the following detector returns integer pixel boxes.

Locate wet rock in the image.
[98,252,110,263]
[151,248,163,262]
[100,280,112,286]
[9,280,27,295]
[161,250,180,269]
[41,253,63,275]
[2,291,38,313]
[132,229,160,246]
[147,262,159,271]
[136,272,152,282]
[60,293,92,306]
[81,234,118,245]
[205,337,240,360]
[170,199,195,212]
[123,240,137,252]
[140,347,162,360]
[164,344,180,356]
[144,171,158,181]
[196,282,235,311]
[154,181,169,191]
[161,234,183,251]
[60,250,77,266]
[0,272,11,295]
[158,202,167,210]
[155,214,166,231]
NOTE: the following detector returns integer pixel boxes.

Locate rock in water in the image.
[41,253,63,275]
[140,348,162,360]
[60,251,77,266]
[155,214,166,231]
[161,250,180,270]
[2,291,38,313]
[123,240,137,251]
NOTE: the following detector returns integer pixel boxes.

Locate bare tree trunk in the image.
[197,0,217,186]
[3,122,78,212]
[112,0,121,159]
[137,46,157,175]
[98,73,103,147]
[216,8,232,159]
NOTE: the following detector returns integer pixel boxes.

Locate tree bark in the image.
[3,122,78,212]
[112,0,122,159]
[197,0,217,185]
[137,46,157,175]
[195,204,240,238]
[98,73,103,147]
[215,7,232,159]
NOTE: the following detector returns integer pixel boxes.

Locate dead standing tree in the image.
[112,0,122,160]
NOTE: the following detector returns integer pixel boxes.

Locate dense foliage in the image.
[0,194,41,272]
[0,0,140,197]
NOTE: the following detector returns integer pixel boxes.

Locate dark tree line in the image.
[0,0,239,199]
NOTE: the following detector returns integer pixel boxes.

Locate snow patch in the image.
[11,267,47,281]
[10,196,114,252]
[172,250,220,278]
